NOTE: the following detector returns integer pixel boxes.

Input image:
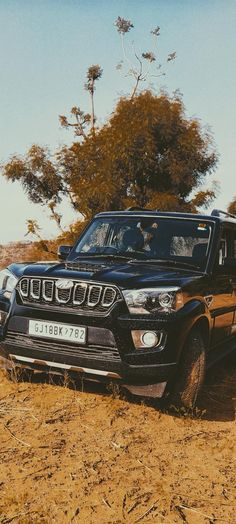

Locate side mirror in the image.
[58,245,72,261]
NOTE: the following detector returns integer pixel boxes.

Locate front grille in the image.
[17,277,122,316]
[5,332,121,363]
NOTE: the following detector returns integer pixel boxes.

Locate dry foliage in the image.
[0,221,87,269]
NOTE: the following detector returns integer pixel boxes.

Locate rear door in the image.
[209,227,235,346]
[230,227,236,334]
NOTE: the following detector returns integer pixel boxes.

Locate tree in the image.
[228,197,236,216]
[59,107,91,139]
[1,18,218,236]
[58,91,217,217]
[59,64,103,138]
[2,145,73,231]
[84,65,103,133]
[114,17,176,99]
[2,94,217,228]
[59,18,175,140]
[25,219,51,253]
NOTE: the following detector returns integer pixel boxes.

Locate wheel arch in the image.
[177,315,210,361]
[192,316,210,348]
[165,316,209,408]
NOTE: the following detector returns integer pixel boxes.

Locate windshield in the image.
[71,216,213,270]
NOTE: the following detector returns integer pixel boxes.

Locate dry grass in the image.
[0,354,236,524]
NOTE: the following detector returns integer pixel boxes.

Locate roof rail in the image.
[211,209,236,220]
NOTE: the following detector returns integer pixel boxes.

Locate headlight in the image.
[0,269,18,297]
[122,287,184,315]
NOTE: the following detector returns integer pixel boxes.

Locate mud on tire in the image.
[165,327,206,409]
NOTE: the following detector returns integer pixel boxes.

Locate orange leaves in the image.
[63,91,217,215]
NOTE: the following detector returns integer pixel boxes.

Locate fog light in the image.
[141,331,159,347]
[131,329,166,350]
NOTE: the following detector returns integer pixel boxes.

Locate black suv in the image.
[1,209,236,408]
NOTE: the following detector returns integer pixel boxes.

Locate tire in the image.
[166,327,206,409]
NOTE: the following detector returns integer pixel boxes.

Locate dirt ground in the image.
[0,353,236,524]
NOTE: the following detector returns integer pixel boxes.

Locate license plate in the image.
[28,320,86,344]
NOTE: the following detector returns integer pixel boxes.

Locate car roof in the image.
[95,210,236,226]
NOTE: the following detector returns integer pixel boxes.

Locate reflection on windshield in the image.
[72,217,212,270]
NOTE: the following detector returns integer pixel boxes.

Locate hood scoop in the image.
[65,261,115,273]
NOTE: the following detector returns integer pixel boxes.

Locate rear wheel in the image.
[166,327,206,409]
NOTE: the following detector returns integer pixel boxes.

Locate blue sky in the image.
[0,0,235,243]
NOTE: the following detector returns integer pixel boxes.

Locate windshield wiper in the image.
[74,253,136,262]
[73,254,201,270]
[130,258,201,270]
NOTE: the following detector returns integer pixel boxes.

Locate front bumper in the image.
[0,329,176,385]
[0,300,184,393]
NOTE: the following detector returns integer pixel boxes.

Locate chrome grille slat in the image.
[17,278,121,316]
[56,287,71,304]
[102,287,116,307]
[20,278,29,298]
[73,283,87,305]
[42,280,54,302]
[87,285,102,307]
[30,279,41,299]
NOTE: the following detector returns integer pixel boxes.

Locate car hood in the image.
[8,258,202,289]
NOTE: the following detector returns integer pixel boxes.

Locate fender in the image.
[0,293,11,314]
[175,299,212,358]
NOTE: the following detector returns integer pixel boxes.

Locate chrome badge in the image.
[55,279,74,290]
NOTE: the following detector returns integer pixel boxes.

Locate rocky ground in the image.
[0,352,236,524]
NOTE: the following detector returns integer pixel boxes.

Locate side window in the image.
[219,237,227,265]
[233,231,236,258]
[218,229,232,265]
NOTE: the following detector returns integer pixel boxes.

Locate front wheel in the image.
[165,327,206,409]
